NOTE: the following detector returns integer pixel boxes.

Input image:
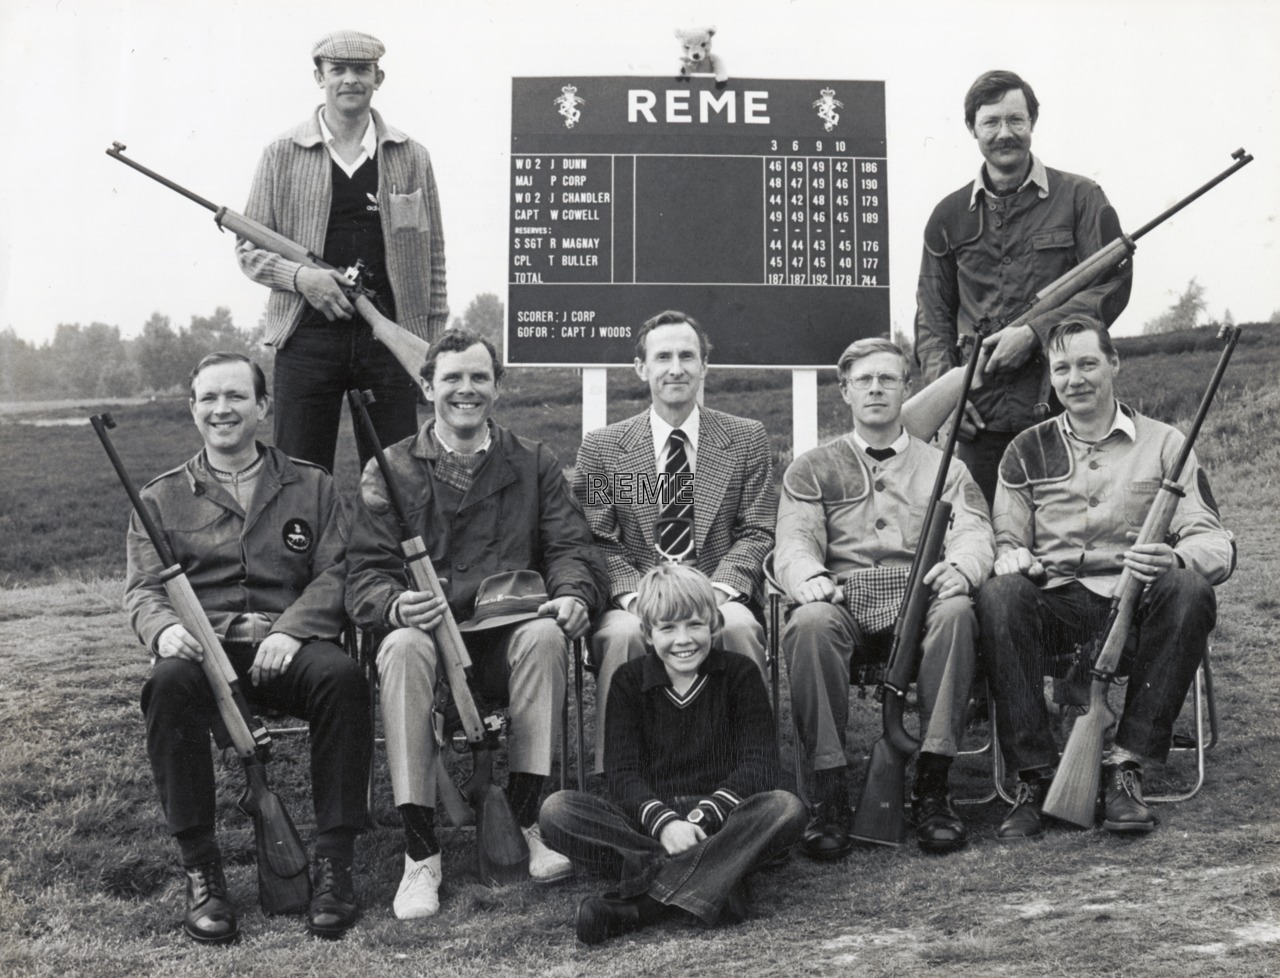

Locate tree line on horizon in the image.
[0,294,506,401]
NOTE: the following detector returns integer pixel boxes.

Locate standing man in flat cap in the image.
[237,30,448,474]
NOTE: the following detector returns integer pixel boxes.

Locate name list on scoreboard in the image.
[509,77,888,367]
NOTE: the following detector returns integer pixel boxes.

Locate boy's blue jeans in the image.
[540,789,806,925]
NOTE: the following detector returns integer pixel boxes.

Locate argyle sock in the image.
[399,804,440,861]
[506,772,545,828]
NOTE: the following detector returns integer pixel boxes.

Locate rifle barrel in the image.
[91,414,178,566]
[1129,149,1253,242]
[106,144,221,213]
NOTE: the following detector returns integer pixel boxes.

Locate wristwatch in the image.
[686,808,707,828]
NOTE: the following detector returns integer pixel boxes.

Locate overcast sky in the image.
[2,0,1276,353]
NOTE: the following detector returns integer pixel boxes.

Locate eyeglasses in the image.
[976,115,1031,135]
[844,373,906,390]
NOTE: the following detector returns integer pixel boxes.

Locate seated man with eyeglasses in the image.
[775,338,993,859]
[913,69,1131,504]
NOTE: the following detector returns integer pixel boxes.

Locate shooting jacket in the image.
[914,157,1132,432]
[125,445,348,654]
[344,422,607,628]
[993,403,1235,594]
[237,108,448,347]
[606,648,782,839]
[775,433,994,599]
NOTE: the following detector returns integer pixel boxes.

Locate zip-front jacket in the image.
[914,157,1132,432]
[345,422,608,629]
[124,446,348,654]
[236,108,448,347]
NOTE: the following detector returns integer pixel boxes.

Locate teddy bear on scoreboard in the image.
[675,26,728,85]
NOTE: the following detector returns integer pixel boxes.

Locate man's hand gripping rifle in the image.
[1041,325,1241,828]
[848,332,987,847]
[91,414,312,914]
[975,149,1252,374]
[105,142,430,383]
[346,390,530,885]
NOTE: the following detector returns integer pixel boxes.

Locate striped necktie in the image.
[657,428,694,561]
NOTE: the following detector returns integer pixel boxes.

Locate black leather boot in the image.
[911,785,968,853]
[577,893,646,944]
[801,798,854,861]
[183,861,238,945]
[912,753,967,854]
[308,857,359,939]
[1102,761,1156,834]
[997,776,1051,841]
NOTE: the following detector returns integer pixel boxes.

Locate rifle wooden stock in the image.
[106,144,431,382]
[1041,325,1241,827]
[91,414,311,914]
[1001,237,1134,336]
[346,391,529,884]
[986,149,1252,339]
[902,364,984,443]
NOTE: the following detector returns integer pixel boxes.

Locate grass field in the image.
[1,325,1277,976]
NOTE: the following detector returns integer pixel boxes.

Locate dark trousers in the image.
[140,640,372,838]
[272,320,420,473]
[957,429,1018,508]
[540,789,806,925]
[976,571,1215,774]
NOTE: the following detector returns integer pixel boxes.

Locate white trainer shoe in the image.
[523,824,573,883]
[393,852,442,919]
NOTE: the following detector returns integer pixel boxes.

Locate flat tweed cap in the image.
[312,30,385,64]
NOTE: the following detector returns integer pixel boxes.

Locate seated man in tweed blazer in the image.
[775,338,993,860]
[573,311,777,775]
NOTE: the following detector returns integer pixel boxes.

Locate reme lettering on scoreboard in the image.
[509,77,889,367]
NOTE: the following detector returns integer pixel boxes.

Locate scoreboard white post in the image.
[792,369,818,456]
[582,367,608,436]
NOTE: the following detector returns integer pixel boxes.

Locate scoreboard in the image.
[508,77,889,367]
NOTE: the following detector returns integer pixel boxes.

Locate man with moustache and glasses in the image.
[914,69,1132,504]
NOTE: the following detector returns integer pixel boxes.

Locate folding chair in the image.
[988,644,1219,806]
[1146,646,1219,803]
[764,550,997,813]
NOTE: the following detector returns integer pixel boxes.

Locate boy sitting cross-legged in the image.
[540,563,806,945]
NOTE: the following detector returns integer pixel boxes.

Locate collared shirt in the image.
[993,404,1234,596]
[850,426,910,465]
[433,421,493,457]
[967,154,1051,209]
[1061,399,1136,445]
[649,405,700,474]
[317,108,378,178]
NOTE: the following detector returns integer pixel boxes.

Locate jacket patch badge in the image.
[283,518,314,554]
